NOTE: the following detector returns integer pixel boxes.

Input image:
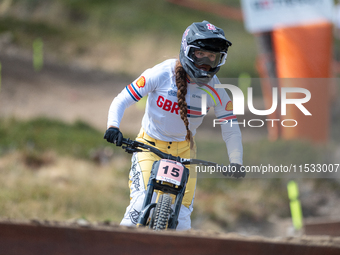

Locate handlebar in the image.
[121,138,218,167]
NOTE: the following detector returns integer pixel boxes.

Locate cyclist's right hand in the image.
[104,127,123,146]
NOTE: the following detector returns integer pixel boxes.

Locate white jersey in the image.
[107,59,243,164]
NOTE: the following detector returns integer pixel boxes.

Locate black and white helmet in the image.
[179,20,232,84]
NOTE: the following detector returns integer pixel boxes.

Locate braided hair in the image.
[175,60,194,148]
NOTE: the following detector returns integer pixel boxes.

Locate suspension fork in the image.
[167,187,185,229]
[167,168,189,229]
[137,176,157,227]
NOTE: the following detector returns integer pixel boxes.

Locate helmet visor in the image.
[185,45,227,69]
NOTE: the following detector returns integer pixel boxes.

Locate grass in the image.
[0,117,131,222]
[0,118,117,159]
[2,1,338,78]
[0,152,130,222]
[2,0,258,77]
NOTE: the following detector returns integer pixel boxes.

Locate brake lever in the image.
[122,146,143,154]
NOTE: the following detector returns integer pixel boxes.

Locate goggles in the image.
[185,45,227,69]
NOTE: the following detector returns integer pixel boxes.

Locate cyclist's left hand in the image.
[223,163,245,178]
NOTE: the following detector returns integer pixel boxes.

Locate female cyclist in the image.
[104,20,244,230]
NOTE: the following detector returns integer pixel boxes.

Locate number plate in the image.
[156,159,184,186]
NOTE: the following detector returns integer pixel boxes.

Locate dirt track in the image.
[1,220,340,255]
[0,52,143,135]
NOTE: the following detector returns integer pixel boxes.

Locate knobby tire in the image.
[152,194,172,231]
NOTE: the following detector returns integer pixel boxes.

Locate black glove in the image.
[223,163,246,178]
[104,127,123,146]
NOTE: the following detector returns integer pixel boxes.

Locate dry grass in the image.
[0,151,130,223]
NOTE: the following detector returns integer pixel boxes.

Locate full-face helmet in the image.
[179,20,232,85]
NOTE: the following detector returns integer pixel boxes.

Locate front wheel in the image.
[152,194,172,230]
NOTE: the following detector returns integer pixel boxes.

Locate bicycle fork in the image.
[137,163,189,229]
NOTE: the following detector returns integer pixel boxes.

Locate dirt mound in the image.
[0,220,339,255]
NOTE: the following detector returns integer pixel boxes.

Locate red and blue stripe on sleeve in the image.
[126,83,143,102]
[216,112,238,123]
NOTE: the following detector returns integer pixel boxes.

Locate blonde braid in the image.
[175,60,194,148]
